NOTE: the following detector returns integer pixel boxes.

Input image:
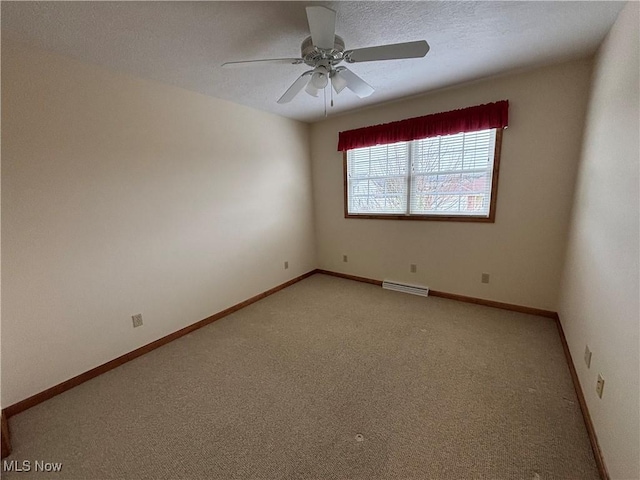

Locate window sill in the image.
[344,213,495,223]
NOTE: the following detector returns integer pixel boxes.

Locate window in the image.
[338,100,508,222]
[344,128,503,222]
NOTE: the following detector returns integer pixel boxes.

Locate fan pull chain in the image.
[324,86,327,117]
[331,81,334,107]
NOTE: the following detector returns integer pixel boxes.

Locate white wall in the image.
[1,41,316,407]
[311,59,592,311]
[558,3,639,479]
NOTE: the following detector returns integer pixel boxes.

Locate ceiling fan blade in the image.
[306,6,337,50]
[277,71,313,104]
[335,68,374,98]
[222,58,303,67]
[345,40,430,63]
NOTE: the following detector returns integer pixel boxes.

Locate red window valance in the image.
[337,100,509,151]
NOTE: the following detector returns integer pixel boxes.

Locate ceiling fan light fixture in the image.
[331,70,348,93]
[311,69,329,89]
[305,80,320,97]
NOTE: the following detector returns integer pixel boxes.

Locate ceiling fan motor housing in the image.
[301,35,345,67]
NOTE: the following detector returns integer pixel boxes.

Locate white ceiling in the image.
[2,1,625,123]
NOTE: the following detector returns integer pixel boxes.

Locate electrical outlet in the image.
[584,345,592,368]
[284,261,289,270]
[343,255,348,263]
[410,264,417,273]
[132,313,143,328]
[481,273,490,284]
[596,374,605,398]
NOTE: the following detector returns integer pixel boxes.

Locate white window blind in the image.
[347,129,497,217]
[347,141,409,214]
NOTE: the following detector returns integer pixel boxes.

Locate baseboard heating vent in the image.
[382,280,429,297]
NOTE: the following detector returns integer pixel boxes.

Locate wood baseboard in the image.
[316,269,382,286]
[3,270,317,419]
[1,412,10,459]
[428,289,557,318]
[316,269,557,318]
[555,316,609,480]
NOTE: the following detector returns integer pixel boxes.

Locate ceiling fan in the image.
[222,6,430,105]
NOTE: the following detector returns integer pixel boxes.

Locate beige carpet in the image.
[4,274,598,479]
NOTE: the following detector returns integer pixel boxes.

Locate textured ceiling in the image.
[1,1,625,123]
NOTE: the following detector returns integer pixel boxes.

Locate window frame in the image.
[343,128,503,223]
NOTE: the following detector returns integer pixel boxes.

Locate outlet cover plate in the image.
[584,345,592,368]
[132,313,143,328]
[596,374,605,398]
[284,261,289,270]
[410,264,417,273]
[481,273,490,284]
